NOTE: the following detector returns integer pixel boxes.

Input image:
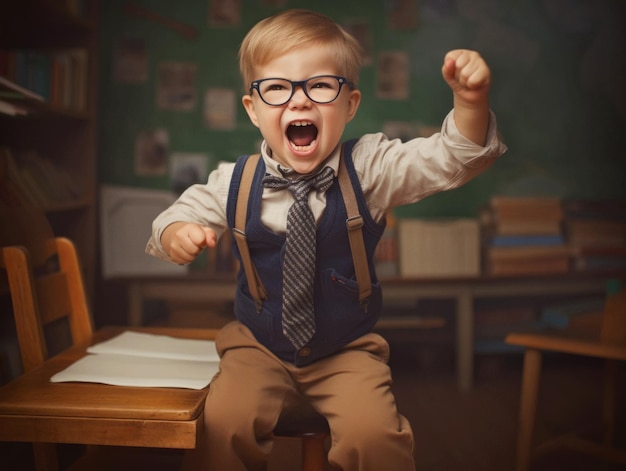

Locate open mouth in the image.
[286,121,318,151]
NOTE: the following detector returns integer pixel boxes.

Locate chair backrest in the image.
[0,205,93,373]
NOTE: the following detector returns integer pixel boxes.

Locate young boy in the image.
[147,8,507,471]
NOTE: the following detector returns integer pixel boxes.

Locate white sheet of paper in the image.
[86,331,219,362]
[50,353,218,390]
[50,331,220,390]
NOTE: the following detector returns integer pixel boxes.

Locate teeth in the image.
[291,121,313,127]
[292,140,316,151]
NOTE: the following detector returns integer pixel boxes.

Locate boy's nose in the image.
[289,85,311,106]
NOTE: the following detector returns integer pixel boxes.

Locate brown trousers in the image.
[181,321,415,471]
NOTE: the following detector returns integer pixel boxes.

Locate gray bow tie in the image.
[262,166,335,195]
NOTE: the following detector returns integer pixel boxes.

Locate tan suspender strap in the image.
[233,154,267,310]
[337,148,372,308]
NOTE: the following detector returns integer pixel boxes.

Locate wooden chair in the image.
[0,205,329,471]
[505,280,626,471]
[0,205,190,470]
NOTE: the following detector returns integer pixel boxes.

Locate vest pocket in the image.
[235,286,275,344]
[319,268,381,343]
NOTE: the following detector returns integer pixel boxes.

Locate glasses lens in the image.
[306,76,341,103]
[258,78,292,105]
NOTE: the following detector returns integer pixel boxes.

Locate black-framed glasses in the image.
[249,75,354,106]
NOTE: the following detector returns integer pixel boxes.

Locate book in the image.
[559,199,626,273]
[485,219,562,236]
[540,298,604,331]
[569,244,626,272]
[0,75,44,101]
[489,196,563,221]
[68,48,88,111]
[50,331,220,390]
[480,196,564,236]
[398,218,480,277]
[486,244,571,262]
[374,212,398,278]
[563,199,626,221]
[489,234,564,247]
[565,219,626,248]
[0,50,16,78]
[49,48,89,110]
[572,256,626,272]
[487,255,570,276]
[14,50,51,99]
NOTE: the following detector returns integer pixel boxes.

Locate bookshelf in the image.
[0,0,100,297]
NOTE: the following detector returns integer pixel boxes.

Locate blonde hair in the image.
[238,9,363,90]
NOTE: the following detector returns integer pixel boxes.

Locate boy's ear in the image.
[346,89,361,123]
[242,95,260,128]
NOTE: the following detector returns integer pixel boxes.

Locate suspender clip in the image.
[233,227,246,240]
[255,299,264,314]
[346,215,364,231]
[360,297,370,313]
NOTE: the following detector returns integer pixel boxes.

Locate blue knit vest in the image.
[226,139,386,366]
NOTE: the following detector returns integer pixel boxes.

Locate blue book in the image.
[490,234,564,247]
[541,298,605,329]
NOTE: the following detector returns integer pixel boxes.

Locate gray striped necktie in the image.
[262,166,335,349]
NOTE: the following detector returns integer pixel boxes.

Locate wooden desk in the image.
[0,326,218,449]
[381,274,611,391]
[127,273,618,391]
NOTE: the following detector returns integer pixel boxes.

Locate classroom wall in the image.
[97,0,626,218]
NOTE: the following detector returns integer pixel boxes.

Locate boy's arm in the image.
[147,162,234,264]
[161,221,217,265]
[442,49,491,146]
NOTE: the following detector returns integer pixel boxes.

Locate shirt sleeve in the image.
[145,161,234,262]
[353,109,508,222]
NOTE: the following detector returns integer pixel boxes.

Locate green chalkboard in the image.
[98,0,626,218]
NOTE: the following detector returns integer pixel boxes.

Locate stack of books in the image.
[480,196,570,276]
[563,200,626,272]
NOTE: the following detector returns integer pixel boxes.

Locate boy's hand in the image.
[441,49,491,146]
[162,222,217,264]
[442,49,491,106]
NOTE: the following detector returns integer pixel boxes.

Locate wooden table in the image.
[127,273,620,391]
[0,326,218,449]
[381,274,612,391]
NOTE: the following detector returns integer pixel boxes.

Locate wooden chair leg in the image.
[300,432,327,471]
[516,348,542,471]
